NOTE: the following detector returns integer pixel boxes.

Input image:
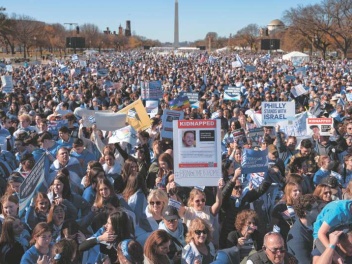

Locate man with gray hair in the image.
[246,232,297,264]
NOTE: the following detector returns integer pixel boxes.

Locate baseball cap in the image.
[162,205,180,221]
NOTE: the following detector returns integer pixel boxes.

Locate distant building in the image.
[103,21,131,37]
[267,19,285,35]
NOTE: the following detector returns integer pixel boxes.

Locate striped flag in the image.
[236,54,245,66]
[260,53,271,62]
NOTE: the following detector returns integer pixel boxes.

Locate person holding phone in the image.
[226,209,262,261]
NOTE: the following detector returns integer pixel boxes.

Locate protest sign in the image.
[109,125,137,145]
[118,99,151,131]
[306,118,333,136]
[161,109,184,140]
[183,93,199,103]
[241,149,268,174]
[346,93,352,102]
[72,54,79,62]
[1,75,13,93]
[291,84,308,98]
[285,75,296,82]
[169,95,191,111]
[248,128,265,147]
[262,101,295,126]
[141,81,163,100]
[145,100,159,114]
[5,65,13,72]
[245,66,256,72]
[19,154,48,217]
[173,119,221,186]
[295,67,307,76]
[79,60,87,67]
[232,129,247,146]
[96,68,109,78]
[232,61,242,68]
[223,86,241,101]
[278,111,307,138]
[95,112,127,131]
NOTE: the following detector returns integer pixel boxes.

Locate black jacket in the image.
[219,179,271,249]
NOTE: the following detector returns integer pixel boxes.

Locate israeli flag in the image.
[261,53,271,62]
[236,54,244,66]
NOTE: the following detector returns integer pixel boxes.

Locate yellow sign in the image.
[118,99,152,131]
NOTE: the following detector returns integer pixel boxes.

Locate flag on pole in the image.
[260,53,271,62]
[236,54,244,66]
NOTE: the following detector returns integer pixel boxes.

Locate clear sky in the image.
[3,0,322,43]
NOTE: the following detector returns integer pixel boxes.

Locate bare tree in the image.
[10,14,45,58]
[235,24,260,51]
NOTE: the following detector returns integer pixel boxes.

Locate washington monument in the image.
[174,0,179,48]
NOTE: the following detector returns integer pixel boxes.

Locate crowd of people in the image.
[0,49,351,264]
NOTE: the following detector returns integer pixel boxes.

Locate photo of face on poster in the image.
[182,130,196,147]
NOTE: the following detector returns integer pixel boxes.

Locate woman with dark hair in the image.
[48,174,90,218]
[47,203,67,242]
[94,178,116,210]
[221,159,236,183]
[102,151,121,181]
[122,174,150,231]
[313,183,333,205]
[226,209,263,261]
[79,210,133,264]
[0,216,25,264]
[25,192,51,230]
[51,238,78,264]
[155,152,173,189]
[182,218,216,264]
[117,239,144,264]
[144,229,172,264]
[114,158,138,194]
[82,167,105,205]
[20,222,52,264]
[6,101,19,120]
[4,172,23,195]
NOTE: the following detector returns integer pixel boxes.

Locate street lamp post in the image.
[33,37,37,61]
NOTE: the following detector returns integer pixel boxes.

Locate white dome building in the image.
[267,19,285,34]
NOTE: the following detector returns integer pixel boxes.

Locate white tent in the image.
[282,51,309,63]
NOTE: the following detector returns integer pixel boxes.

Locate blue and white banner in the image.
[262,101,295,126]
[260,53,270,62]
[241,149,268,174]
[109,125,137,145]
[161,109,184,139]
[291,84,308,98]
[236,54,244,66]
[19,154,49,217]
[245,66,256,72]
[95,111,127,131]
[5,65,13,72]
[223,86,241,101]
[145,100,159,114]
[1,75,14,93]
[183,93,199,103]
[141,81,163,100]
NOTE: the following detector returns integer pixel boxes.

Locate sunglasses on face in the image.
[194,229,208,235]
[264,246,286,254]
[194,199,205,204]
[166,219,178,223]
[234,185,243,190]
[149,201,161,206]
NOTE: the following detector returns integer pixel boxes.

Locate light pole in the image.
[33,36,37,61]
